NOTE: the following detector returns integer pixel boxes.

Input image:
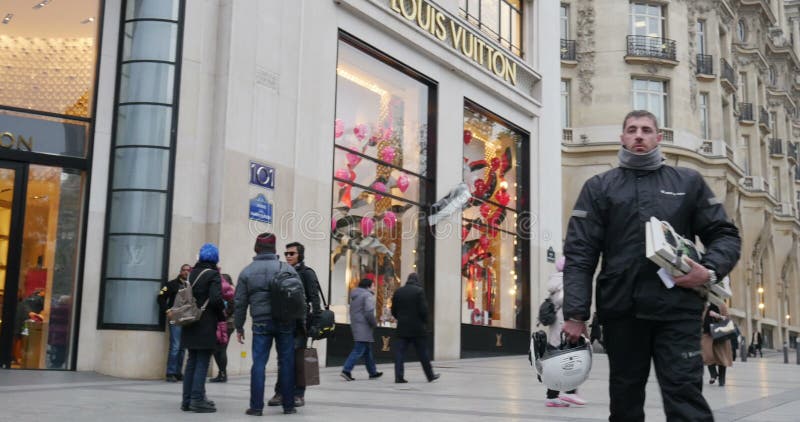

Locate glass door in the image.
[0,162,26,369]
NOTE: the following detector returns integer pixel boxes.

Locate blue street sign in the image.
[249,194,273,223]
[250,161,275,190]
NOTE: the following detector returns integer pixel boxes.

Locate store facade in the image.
[1,0,561,378]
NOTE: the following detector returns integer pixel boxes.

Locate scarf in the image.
[618,146,664,171]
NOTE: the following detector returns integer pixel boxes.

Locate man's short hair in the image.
[286,241,305,262]
[358,278,374,288]
[622,110,659,131]
[254,232,276,254]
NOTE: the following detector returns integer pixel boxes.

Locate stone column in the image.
[793,18,800,58]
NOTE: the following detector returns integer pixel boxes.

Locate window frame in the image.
[737,19,747,42]
[632,78,669,128]
[561,79,571,128]
[696,19,706,54]
[560,4,570,40]
[699,92,710,140]
[630,2,665,38]
[459,0,524,57]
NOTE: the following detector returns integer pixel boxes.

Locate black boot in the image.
[718,367,726,386]
[209,371,227,383]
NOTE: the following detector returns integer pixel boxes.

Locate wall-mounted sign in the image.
[249,194,273,224]
[546,246,556,263]
[388,0,518,86]
[249,161,275,190]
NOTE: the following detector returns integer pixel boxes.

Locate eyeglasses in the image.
[284,252,297,257]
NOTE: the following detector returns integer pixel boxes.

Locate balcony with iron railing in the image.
[561,39,576,62]
[660,129,673,143]
[696,54,714,78]
[738,103,754,123]
[720,58,736,91]
[759,107,770,129]
[788,142,798,163]
[769,138,783,156]
[562,128,573,143]
[625,35,678,65]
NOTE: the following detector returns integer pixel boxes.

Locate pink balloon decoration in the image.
[396,174,410,193]
[331,218,337,232]
[383,211,397,229]
[360,217,375,236]
[380,146,396,163]
[334,168,350,187]
[346,152,361,167]
[334,119,344,138]
[353,124,369,141]
[383,127,394,140]
[372,181,387,201]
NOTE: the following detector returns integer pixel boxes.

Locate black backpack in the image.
[537,298,557,326]
[269,263,307,322]
[309,284,336,340]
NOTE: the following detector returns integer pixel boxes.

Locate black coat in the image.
[181,262,225,350]
[157,276,185,313]
[391,281,428,338]
[563,165,741,322]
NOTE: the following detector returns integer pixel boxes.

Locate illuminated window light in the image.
[786,314,791,320]
[336,67,387,96]
[757,287,764,294]
[758,303,765,310]
[635,21,646,28]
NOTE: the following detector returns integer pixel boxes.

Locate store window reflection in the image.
[461,102,528,330]
[329,37,434,328]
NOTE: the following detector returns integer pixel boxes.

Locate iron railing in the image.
[561,39,576,61]
[769,138,783,155]
[721,58,736,86]
[626,35,677,61]
[661,129,674,143]
[562,128,573,143]
[788,142,798,162]
[696,54,714,75]
[738,103,754,121]
[760,107,770,127]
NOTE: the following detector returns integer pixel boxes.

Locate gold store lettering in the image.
[390,0,517,86]
[0,131,34,151]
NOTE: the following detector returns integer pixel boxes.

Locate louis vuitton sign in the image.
[389,0,518,86]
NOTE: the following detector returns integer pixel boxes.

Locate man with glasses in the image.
[158,263,191,382]
[268,242,322,408]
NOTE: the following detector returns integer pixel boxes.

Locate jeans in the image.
[343,341,378,376]
[166,324,184,376]
[394,336,434,381]
[250,320,295,411]
[181,349,212,406]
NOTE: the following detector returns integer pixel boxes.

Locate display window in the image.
[329,35,434,328]
[461,101,528,330]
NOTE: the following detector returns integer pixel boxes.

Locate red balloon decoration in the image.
[479,235,489,249]
[479,203,491,218]
[462,226,469,239]
[490,157,500,171]
[496,189,510,206]
[463,130,473,145]
[473,179,487,198]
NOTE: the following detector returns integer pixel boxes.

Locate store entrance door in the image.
[0,162,85,369]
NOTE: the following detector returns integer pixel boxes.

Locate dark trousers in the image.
[603,317,713,422]
[394,336,434,381]
[213,341,229,373]
[274,334,307,398]
[181,349,212,406]
[708,365,726,382]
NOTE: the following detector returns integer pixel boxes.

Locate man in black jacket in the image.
[562,110,741,421]
[268,241,322,408]
[391,273,440,383]
[158,263,191,382]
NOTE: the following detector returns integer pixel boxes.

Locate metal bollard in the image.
[784,344,789,364]
[741,343,747,362]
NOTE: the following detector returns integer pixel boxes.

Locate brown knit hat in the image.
[254,232,276,253]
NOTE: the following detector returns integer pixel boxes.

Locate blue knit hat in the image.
[199,243,219,263]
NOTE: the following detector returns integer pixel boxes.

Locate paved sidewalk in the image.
[1,353,799,421]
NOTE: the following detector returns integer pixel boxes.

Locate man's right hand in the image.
[237,331,245,344]
[562,319,588,343]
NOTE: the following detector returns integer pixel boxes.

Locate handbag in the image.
[709,318,736,341]
[294,347,320,387]
[309,284,336,340]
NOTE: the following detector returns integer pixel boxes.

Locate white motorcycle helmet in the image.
[534,335,592,392]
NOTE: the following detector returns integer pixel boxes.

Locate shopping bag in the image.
[295,347,320,387]
[710,318,736,341]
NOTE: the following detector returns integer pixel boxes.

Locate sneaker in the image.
[395,378,408,384]
[294,396,305,407]
[427,373,441,382]
[709,377,716,384]
[341,371,355,381]
[369,372,383,379]
[545,398,570,408]
[245,408,263,416]
[267,394,282,407]
[559,393,587,406]
[189,400,217,413]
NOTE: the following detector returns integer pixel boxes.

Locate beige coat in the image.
[701,303,733,367]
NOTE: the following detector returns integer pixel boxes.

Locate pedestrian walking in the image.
[562,110,741,421]
[158,264,191,382]
[391,273,439,383]
[268,241,323,408]
[701,302,733,386]
[341,277,382,381]
[180,244,225,413]
[209,273,235,383]
[544,257,586,407]
[235,233,302,416]
[753,331,763,357]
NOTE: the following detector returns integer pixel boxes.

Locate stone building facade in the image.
[560,0,800,349]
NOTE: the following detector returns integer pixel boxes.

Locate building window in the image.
[630,3,664,38]
[561,80,571,128]
[696,19,706,54]
[737,19,747,42]
[768,66,777,86]
[100,0,184,328]
[458,0,523,57]
[632,79,668,127]
[560,4,569,40]
[329,34,435,329]
[462,101,529,330]
[738,72,748,102]
[737,135,750,174]
[772,166,780,200]
[699,92,710,139]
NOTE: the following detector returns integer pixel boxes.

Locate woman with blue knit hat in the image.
[181,243,225,413]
